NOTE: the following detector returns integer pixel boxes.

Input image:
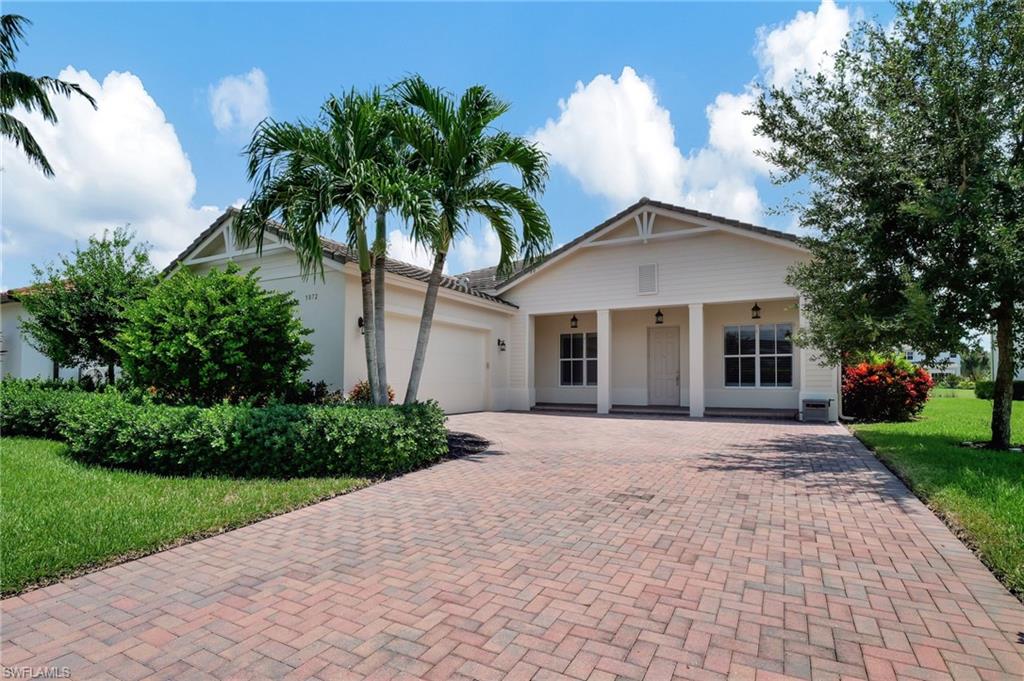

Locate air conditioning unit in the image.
[802,398,833,422]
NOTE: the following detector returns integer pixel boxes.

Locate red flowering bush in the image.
[842,360,933,421]
[347,380,395,405]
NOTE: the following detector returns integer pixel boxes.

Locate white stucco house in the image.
[2,198,840,420]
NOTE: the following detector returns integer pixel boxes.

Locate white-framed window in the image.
[724,323,793,387]
[560,332,597,386]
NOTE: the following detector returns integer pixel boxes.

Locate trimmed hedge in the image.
[2,380,448,479]
[975,380,1024,401]
[0,379,89,439]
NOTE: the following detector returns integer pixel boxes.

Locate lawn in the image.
[1,437,367,595]
[929,387,976,399]
[851,397,1024,598]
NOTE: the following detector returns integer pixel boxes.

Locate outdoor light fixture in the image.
[497,338,507,352]
[570,314,578,329]
[357,316,365,335]
[655,309,664,325]
[751,302,762,320]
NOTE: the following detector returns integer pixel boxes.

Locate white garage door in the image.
[386,315,488,414]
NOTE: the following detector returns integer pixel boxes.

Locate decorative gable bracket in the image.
[634,211,655,242]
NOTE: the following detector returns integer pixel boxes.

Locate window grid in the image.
[724,323,793,388]
[559,332,598,387]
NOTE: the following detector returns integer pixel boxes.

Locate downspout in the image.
[837,364,852,421]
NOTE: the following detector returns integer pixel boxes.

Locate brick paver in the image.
[3,413,1022,680]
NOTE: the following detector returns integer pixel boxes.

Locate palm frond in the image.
[0,111,53,175]
[0,14,29,71]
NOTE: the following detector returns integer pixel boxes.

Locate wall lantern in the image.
[570,314,578,329]
[655,309,664,325]
[497,338,507,352]
[751,302,762,320]
[357,316,365,335]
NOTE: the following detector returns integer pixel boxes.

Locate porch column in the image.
[688,303,705,417]
[525,313,536,409]
[597,309,611,414]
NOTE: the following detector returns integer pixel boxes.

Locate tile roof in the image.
[166,209,516,308]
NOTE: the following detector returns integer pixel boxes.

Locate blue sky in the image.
[2,1,893,288]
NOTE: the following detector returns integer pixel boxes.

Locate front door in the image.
[648,326,680,405]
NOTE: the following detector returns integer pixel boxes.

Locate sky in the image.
[1,1,895,289]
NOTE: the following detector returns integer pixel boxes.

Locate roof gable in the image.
[492,197,805,294]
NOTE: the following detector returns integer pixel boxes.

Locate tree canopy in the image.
[754,0,1023,447]
[18,227,156,383]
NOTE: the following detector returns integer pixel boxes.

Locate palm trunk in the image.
[991,298,1015,449]
[354,214,378,403]
[405,248,447,404]
[373,208,388,405]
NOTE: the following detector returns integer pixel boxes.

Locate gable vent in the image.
[638,264,658,295]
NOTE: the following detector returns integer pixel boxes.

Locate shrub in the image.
[842,361,934,422]
[975,380,1024,401]
[0,379,86,438]
[115,264,313,405]
[3,380,448,478]
[347,379,395,405]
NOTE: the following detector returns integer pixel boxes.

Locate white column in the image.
[597,309,611,414]
[688,303,705,417]
[525,314,536,409]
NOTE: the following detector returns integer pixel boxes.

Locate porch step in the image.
[610,405,689,417]
[531,402,597,414]
[704,407,798,421]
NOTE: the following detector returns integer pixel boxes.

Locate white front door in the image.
[648,326,680,405]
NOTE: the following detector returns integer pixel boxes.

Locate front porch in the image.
[521,299,815,419]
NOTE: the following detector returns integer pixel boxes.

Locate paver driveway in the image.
[3,414,1022,681]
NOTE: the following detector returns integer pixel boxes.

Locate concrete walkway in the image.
[2,413,1022,680]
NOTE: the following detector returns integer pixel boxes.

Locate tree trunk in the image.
[373,209,388,405]
[354,215,378,403]
[404,248,447,404]
[991,299,1015,449]
[107,363,115,385]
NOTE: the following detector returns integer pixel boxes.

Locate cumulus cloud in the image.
[1,67,222,271]
[532,1,852,226]
[756,0,852,90]
[452,228,502,274]
[387,229,439,271]
[532,67,685,206]
[209,68,270,136]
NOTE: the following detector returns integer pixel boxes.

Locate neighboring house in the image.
[4,197,841,420]
[0,288,82,381]
[902,348,961,379]
[990,335,1024,381]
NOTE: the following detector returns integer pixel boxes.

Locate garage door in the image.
[386,315,488,414]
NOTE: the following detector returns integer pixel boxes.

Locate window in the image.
[724,323,792,387]
[560,332,597,386]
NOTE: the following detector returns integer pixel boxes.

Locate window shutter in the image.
[638,264,658,294]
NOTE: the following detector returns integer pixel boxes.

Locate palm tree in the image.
[1,14,96,176]
[235,89,432,405]
[394,76,552,404]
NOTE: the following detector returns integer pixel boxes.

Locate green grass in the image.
[850,398,1024,598]
[1,438,367,595]
[930,388,976,399]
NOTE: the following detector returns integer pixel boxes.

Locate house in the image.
[902,348,961,379]
[0,288,81,381]
[3,197,840,420]
[990,337,1024,381]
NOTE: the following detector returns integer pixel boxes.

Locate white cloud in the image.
[208,68,270,136]
[533,1,852,227]
[755,0,852,90]
[1,67,222,270]
[386,229,439,271]
[532,67,685,206]
[452,228,502,274]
